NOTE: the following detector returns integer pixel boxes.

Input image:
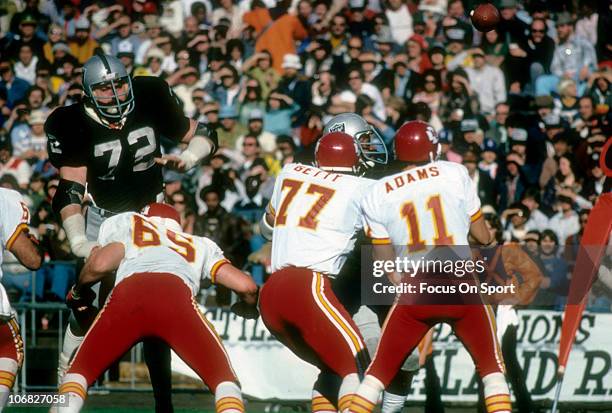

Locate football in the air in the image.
[470,3,500,32]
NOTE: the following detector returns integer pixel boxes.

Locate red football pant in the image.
[367,304,505,386]
[259,268,368,377]
[66,273,237,391]
[0,317,23,390]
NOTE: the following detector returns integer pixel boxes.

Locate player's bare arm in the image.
[215,264,258,305]
[54,166,99,258]
[9,230,43,271]
[469,214,494,246]
[78,242,125,288]
[154,119,218,172]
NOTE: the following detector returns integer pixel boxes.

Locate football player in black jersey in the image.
[45,54,218,412]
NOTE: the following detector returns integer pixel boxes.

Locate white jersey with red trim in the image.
[0,188,31,317]
[97,212,228,295]
[268,163,373,276]
[361,160,481,248]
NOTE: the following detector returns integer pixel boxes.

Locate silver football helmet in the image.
[323,113,388,167]
[82,54,134,122]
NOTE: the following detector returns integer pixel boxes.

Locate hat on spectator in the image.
[373,26,394,44]
[144,15,162,29]
[534,95,554,109]
[461,118,479,132]
[208,47,225,62]
[219,106,238,119]
[164,169,184,183]
[551,131,571,143]
[445,26,466,43]
[249,109,264,121]
[52,42,70,54]
[509,128,528,144]
[481,204,497,216]
[428,42,446,56]
[509,202,530,220]
[483,138,497,152]
[28,110,46,125]
[349,0,366,9]
[132,21,145,34]
[556,12,574,26]
[146,47,165,61]
[75,17,90,30]
[543,113,561,128]
[523,231,540,243]
[438,129,451,144]
[499,0,518,9]
[281,54,302,70]
[19,14,37,26]
[408,34,427,50]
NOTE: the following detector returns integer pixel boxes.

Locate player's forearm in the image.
[216,264,258,304]
[79,243,124,287]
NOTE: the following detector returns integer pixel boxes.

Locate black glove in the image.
[231,300,259,320]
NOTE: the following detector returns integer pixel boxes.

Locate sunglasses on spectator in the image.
[531,28,545,33]
[172,198,185,204]
[349,75,361,80]
[193,95,205,101]
[204,110,218,115]
[243,142,257,147]
[349,45,362,50]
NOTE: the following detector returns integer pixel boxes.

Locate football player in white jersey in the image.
[346,121,511,413]
[0,188,42,408]
[258,131,373,413]
[57,203,257,413]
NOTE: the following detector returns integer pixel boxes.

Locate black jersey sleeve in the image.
[132,76,190,142]
[44,106,87,168]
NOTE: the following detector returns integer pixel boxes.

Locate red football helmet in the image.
[394,120,440,163]
[141,202,182,232]
[315,131,360,172]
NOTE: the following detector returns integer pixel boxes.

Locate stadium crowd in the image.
[0,0,609,314]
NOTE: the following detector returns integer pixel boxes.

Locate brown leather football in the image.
[470,3,500,32]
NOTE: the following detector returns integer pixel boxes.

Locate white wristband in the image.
[63,214,97,258]
[179,136,213,170]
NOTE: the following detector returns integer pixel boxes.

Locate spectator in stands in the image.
[463,150,496,206]
[537,12,597,96]
[69,17,100,65]
[533,229,569,310]
[548,194,580,245]
[216,105,247,149]
[169,189,196,234]
[194,185,249,304]
[235,109,277,154]
[465,48,506,117]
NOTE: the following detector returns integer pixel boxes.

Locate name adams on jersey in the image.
[45,76,190,213]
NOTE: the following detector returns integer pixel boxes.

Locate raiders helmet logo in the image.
[328,123,345,133]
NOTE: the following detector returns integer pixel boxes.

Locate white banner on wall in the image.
[171,308,612,403]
